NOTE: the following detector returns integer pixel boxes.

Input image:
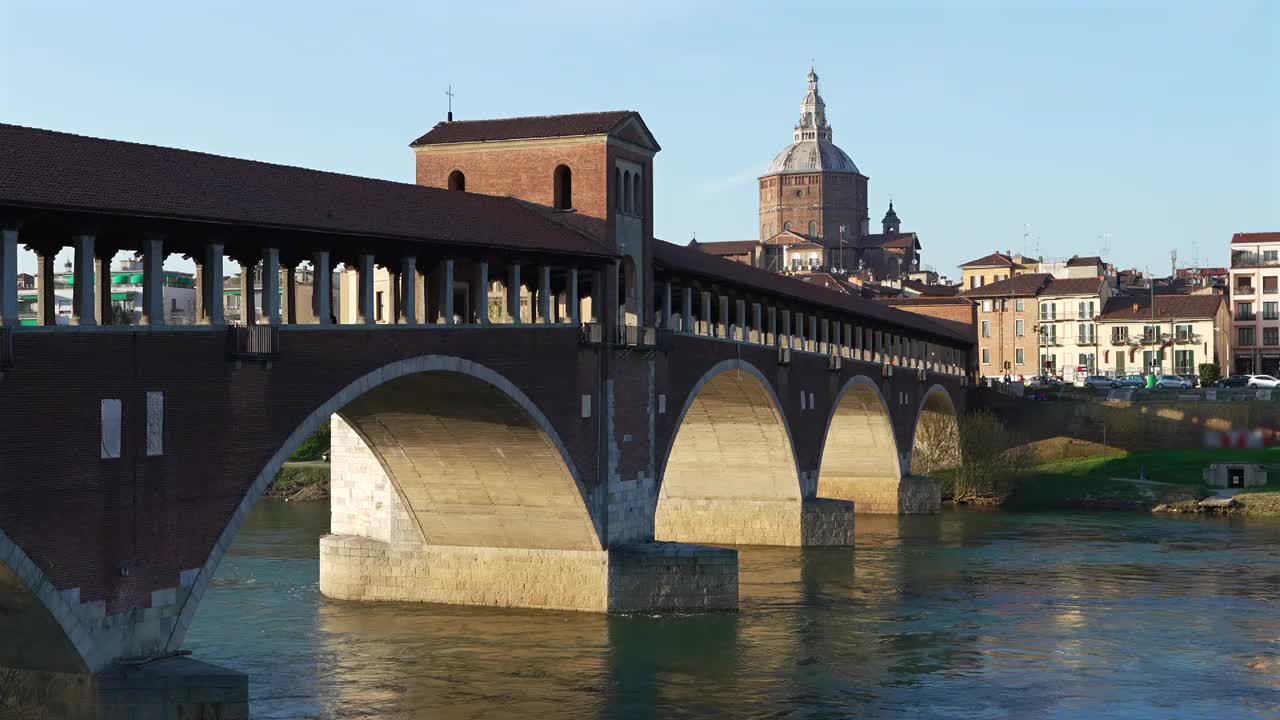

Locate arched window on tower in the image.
[808,221,817,237]
[632,170,642,217]
[615,168,623,211]
[447,170,466,192]
[553,165,573,210]
[783,222,792,232]
[623,171,632,214]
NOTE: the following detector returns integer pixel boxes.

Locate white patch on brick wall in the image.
[146,391,164,456]
[809,392,815,409]
[581,393,592,418]
[799,390,807,410]
[658,394,666,414]
[100,399,122,459]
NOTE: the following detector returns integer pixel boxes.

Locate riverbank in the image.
[947,447,1280,517]
[265,462,330,501]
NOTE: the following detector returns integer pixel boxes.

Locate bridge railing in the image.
[227,324,280,360]
[578,323,673,352]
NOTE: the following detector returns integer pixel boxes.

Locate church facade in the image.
[699,68,922,285]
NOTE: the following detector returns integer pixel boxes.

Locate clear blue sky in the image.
[2,0,1276,278]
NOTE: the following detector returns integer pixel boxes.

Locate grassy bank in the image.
[973,447,1280,513]
[266,463,330,501]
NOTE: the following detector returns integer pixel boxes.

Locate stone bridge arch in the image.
[909,384,962,477]
[655,359,852,546]
[0,529,93,674]
[817,376,905,514]
[166,355,603,651]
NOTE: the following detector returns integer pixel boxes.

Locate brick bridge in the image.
[0,117,972,708]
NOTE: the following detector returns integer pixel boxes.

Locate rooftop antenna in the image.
[445,85,455,122]
[1098,232,1112,261]
[1170,249,1177,278]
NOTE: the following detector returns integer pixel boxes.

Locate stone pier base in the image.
[822,475,942,514]
[654,497,855,546]
[319,535,738,613]
[0,657,247,720]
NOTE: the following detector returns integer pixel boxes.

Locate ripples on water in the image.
[186,502,1280,719]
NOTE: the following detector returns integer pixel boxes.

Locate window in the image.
[982,348,991,365]
[1041,324,1057,345]
[1266,328,1280,347]
[1143,350,1164,374]
[1238,302,1255,321]
[982,300,992,312]
[1239,327,1256,346]
[1015,319,1025,337]
[1266,276,1278,294]
[1175,324,1193,341]
[1040,303,1056,321]
[808,221,817,236]
[1112,326,1129,343]
[981,320,991,338]
[1078,323,1096,344]
[1236,277,1255,293]
[1015,299,1025,312]
[1143,324,1161,342]
[1015,347,1025,365]
[1266,250,1279,263]
[969,276,978,289]
[784,222,792,232]
[1077,301,1095,320]
[1174,350,1196,375]
[170,298,177,313]
[553,165,573,210]
[1078,353,1096,372]
[1265,302,1279,320]
[447,170,466,191]
[633,170,643,215]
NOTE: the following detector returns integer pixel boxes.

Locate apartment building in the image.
[1095,295,1229,378]
[960,273,1051,378]
[958,251,1025,290]
[1036,276,1113,380]
[1228,232,1280,374]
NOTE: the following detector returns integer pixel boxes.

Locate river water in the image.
[186,501,1280,719]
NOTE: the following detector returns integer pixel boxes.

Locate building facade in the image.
[1228,232,1280,374]
[1095,294,1229,378]
[961,273,1052,379]
[1035,276,1113,381]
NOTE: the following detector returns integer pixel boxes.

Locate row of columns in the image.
[657,281,965,376]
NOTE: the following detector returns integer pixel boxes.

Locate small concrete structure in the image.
[1203,463,1268,489]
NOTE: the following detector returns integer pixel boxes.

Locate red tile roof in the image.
[959,251,1023,269]
[1231,232,1280,245]
[410,111,642,146]
[0,123,617,259]
[1040,276,1106,296]
[959,273,1052,298]
[694,240,758,257]
[901,279,959,297]
[1066,255,1104,267]
[1098,294,1223,321]
[653,240,972,343]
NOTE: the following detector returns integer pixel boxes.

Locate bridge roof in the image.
[0,123,618,259]
[653,240,973,345]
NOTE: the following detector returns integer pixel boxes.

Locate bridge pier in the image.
[654,497,855,547]
[0,659,247,720]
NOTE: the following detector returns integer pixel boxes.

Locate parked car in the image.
[1216,375,1250,388]
[1084,375,1118,389]
[1115,375,1146,388]
[1246,374,1280,388]
[1027,375,1064,389]
[1155,375,1193,390]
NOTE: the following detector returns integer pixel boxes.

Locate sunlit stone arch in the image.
[816,376,904,514]
[656,359,807,545]
[0,528,91,673]
[165,355,599,651]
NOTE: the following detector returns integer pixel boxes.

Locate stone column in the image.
[662,281,673,329]
[538,266,552,324]
[569,268,581,325]
[400,256,418,324]
[439,258,455,324]
[809,315,819,353]
[386,264,403,323]
[71,233,96,326]
[0,228,16,327]
[261,247,280,325]
[844,323,853,358]
[507,262,522,324]
[831,321,841,355]
[795,312,805,351]
[312,251,332,324]
[357,253,375,325]
[472,261,490,324]
[768,306,778,346]
[700,292,712,336]
[93,246,112,326]
[35,246,57,326]
[283,263,298,325]
[781,310,792,348]
[752,303,762,344]
[240,259,257,326]
[735,299,746,342]
[682,287,693,333]
[196,242,225,325]
[820,319,830,354]
[718,296,729,338]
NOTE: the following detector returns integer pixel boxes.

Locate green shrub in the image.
[945,409,1034,502]
[289,426,331,462]
[1198,363,1221,386]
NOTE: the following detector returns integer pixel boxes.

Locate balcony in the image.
[1235,285,1256,296]
[1109,335,1130,346]
[1174,333,1202,345]
[1231,252,1280,269]
[1236,313,1257,322]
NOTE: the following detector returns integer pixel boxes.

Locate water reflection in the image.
[186,503,1280,719]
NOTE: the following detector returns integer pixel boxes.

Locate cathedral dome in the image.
[766,139,859,176]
